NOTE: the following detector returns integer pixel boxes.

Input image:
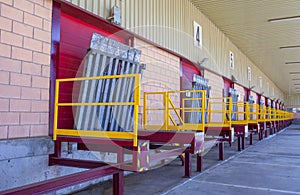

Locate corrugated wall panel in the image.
[284,94,300,107]
[66,0,118,19]
[65,0,285,102]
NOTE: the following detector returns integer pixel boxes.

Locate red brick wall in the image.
[234,84,246,120]
[134,38,181,127]
[204,70,223,123]
[0,0,52,139]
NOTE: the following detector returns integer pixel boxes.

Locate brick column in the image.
[0,0,52,139]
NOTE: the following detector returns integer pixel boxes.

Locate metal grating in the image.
[75,33,146,132]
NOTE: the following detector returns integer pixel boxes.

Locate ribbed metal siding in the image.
[284,95,300,107]
[65,0,284,101]
[66,0,121,18]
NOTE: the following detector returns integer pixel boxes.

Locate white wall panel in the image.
[65,0,285,102]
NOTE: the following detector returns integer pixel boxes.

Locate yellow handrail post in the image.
[209,102,212,123]
[133,74,140,147]
[143,92,147,129]
[229,97,232,125]
[182,98,185,124]
[53,80,60,141]
[164,91,168,130]
[202,91,206,127]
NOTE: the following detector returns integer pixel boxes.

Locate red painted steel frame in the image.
[248,124,257,145]
[138,131,204,153]
[0,165,121,195]
[204,126,231,160]
[138,131,204,177]
[54,136,150,172]
[54,132,204,178]
[49,1,61,136]
[232,124,246,151]
[141,131,204,177]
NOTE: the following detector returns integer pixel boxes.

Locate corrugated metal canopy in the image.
[190,0,300,95]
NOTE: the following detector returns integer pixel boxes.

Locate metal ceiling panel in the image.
[190,0,300,96]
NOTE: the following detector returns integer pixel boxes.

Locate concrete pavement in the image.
[164,125,300,195]
[72,125,300,195]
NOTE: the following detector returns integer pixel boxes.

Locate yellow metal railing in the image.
[143,90,294,132]
[285,111,294,121]
[257,106,294,123]
[206,97,232,128]
[258,105,267,122]
[248,103,259,124]
[270,108,276,121]
[143,90,206,131]
[230,101,248,125]
[53,74,141,147]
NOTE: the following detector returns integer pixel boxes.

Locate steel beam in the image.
[196,154,203,172]
[49,156,110,169]
[237,136,241,151]
[113,171,124,195]
[57,136,134,146]
[149,147,186,162]
[218,142,224,161]
[1,166,119,195]
[184,152,192,178]
[249,133,253,145]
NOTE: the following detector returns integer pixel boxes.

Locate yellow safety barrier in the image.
[248,103,259,124]
[144,93,235,131]
[143,89,296,133]
[285,111,294,120]
[143,90,206,131]
[270,108,276,122]
[257,106,294,123]
[258,105,267,122]
[229,102,248,125]
[206,97,232,128]
[53,74,141,147]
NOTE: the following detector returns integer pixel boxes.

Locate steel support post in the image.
[218,142,224,161]
[179,154,185,166]
[196,154,202,172]
[113,171,124,195]
[260,126,264,140]
[237,136,241,151]
[184,152,192,177]
[249,133,253,145]
[242,135,245,150]
[54,140,61,157]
